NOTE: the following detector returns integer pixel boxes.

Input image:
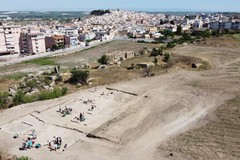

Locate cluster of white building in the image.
[0,10,240,55]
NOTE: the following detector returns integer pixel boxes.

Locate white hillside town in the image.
[0,10,240,57]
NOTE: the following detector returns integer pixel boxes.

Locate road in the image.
[0,40,113,67]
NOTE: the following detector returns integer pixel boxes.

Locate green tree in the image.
[166,42,176,48]
[212,30,220,37]
[182,33,192,41]
[150,48,163,57]
[160,19,164,25]
[176,25,182,35]
[98,55,109,65]
[69,68,90,85]
[201,30,211,38]
[223,29,229,34]
[163,53,171,62]
[163,30,175,39]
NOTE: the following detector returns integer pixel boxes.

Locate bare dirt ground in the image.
[0,36,240,160]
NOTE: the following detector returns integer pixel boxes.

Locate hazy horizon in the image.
[0,0,239,12]
[0,9,237,13]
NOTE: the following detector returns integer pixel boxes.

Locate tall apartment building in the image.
[0,26,7,53]
[20,32,46,55]
[3,25,21,54]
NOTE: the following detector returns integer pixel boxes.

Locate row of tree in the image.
[90,10,111,16]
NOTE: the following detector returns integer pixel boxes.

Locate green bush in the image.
[163,53,171,62]
[13,91,26,106]
[150,73,155,77]
[176,25,183,35]
[166,42,176,48]
[61,87,68,95]
[12,91,37,105]
[150,48,163,57]
[98,55,109,65]
[211,30,221,36]
[17,156,32,160]
[182,33,192,41]
[38,87,67,101]
[24,94,38,103]
[26,79,37,89]
[163,30,175,38]
[0,92,10,109]
[90,9,111,16]
[13,87,68,106]
[153,57,158,64]
[69,68,90,85]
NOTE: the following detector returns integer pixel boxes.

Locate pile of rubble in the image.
[8,66,62,97]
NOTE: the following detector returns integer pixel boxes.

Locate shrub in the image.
[61,87,68,95]
[176,25,183,35]
[24,94,38,103]
[150,73,155,77]
[90,9,111,16]
[182,33,192,41]
[163,30,175,39]
[98,55,109,65]
[211,30,220,36]
[17,156,32,160]
[150,48,163,57]
[0,92,10,109]
[163,53,171,62]
[201,30,211,38]
[26,79,37,89]
[12,91,37,105]
[38,87,66,100]
[166,42,176,48]
[69,69,90,85]
[153,57,158,64]
[13,91,26,106]
[12,87,68,106]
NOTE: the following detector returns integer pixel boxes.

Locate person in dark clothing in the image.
[79,112,85,122]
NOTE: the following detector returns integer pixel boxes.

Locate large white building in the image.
[4,25,21,53]
[20,32,46,55]
[0,26,7,53]
[0,25,21,54]
[210,21,240,30]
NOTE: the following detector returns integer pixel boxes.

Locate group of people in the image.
[83,99,94,105]
[48,136,62,151]
[58,106,73,117]
[19,130,41,150]
[59,98,99,122]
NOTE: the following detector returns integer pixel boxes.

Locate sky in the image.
[0,0,239,12]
